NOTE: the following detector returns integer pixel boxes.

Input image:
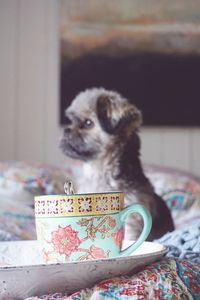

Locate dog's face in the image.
[59,88,142,161]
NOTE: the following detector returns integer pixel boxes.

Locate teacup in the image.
[34,192,152,263]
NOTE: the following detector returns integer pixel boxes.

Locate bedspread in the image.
[0,161,200,299]
[26,258,200,300]
[24,220,200,300]
[156,219,200,264]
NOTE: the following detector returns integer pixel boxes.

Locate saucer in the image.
[0,240,167,298]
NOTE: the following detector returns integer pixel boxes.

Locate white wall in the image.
[0,0,200,175]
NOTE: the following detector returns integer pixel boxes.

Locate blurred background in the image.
[0,0,200,175]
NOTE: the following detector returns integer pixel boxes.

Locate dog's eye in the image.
[82,118,94,129]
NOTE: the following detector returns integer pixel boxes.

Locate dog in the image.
[59,88,174,240]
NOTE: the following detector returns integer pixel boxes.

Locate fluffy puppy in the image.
[59,88,174,240]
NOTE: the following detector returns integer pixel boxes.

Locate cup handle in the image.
[119,204,152,257]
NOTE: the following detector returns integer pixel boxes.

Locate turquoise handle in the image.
[119,204,152,256]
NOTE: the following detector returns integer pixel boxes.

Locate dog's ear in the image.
[97,94,142,134]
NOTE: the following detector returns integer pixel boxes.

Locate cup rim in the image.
[34,192,124,217]
[35,191,124,200]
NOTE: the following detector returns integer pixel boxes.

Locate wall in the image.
[0,0,200,175]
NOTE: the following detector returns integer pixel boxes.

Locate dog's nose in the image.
[64,127,71,135]
[65,115,72,125]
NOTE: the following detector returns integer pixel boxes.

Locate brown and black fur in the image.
[59,88,174,241]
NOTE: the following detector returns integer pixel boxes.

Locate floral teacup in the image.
[34,192,152,263]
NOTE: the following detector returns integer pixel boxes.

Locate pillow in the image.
[0,161,73,240]
[0,161,72,204]
[1,161,199,231]
[144,164,200,228]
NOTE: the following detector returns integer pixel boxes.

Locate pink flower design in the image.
[42,250,50,263]
[87,245,108,259]
[108,216,116,228]
[78,197,92,213]
[51,225,81,256]
[112,227,124,247]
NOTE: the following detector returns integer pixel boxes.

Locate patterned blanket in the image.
[26,258,200,300]
[0,161,200,299]
[156,219,200,264]
[24,220,200,300]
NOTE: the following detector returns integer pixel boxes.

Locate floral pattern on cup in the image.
[79,245,109,260]
[60,198,74,214]
[95,197,109,211]
[35,193,124,217]
[110,197,120,210]
[51,225,81,256]
[47,200,58,215]
[35,193,152,262]
[37,200,45,215]
[41,215,122,263]
[112,228,124,247]
[78,197,92,213]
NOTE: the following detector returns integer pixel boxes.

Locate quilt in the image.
[26,258,200,300]
[0,161,200,299]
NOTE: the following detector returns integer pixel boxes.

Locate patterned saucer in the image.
[0,240,167,298]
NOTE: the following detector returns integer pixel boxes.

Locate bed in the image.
[0,161,199,299]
